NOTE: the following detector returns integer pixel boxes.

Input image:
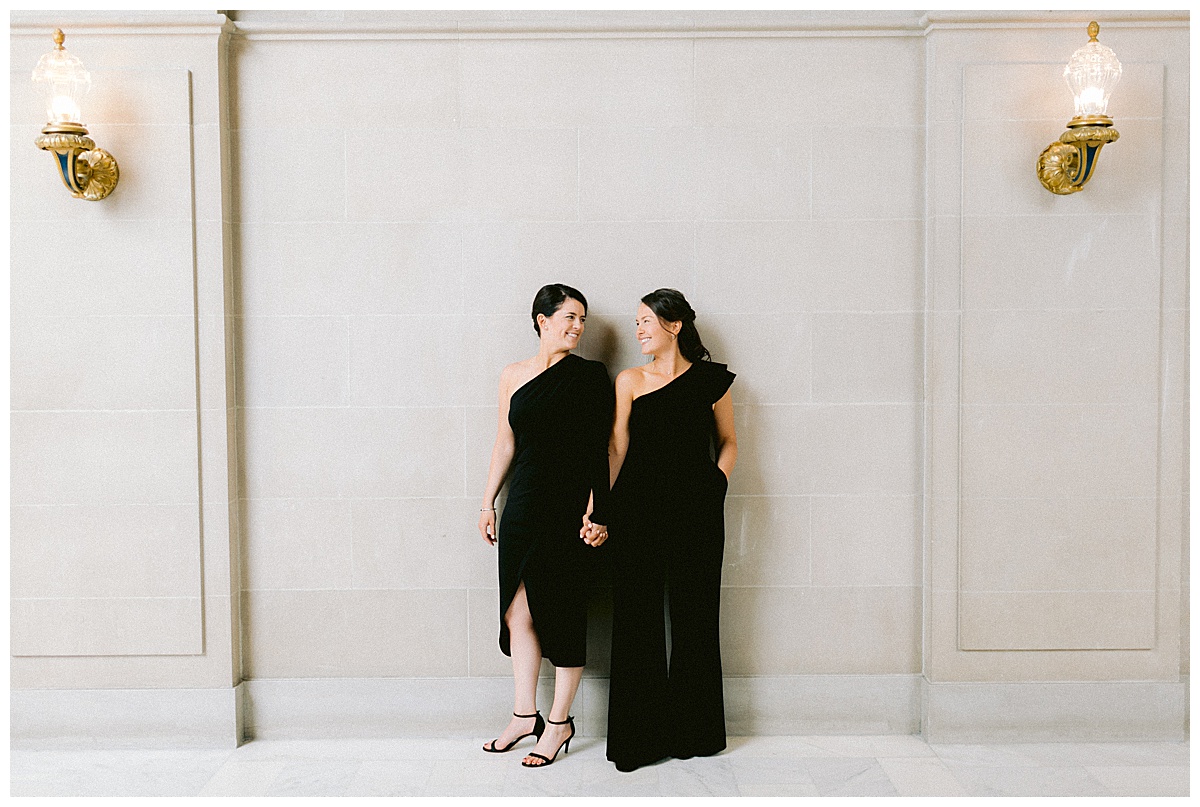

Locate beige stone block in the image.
[580,127,696,220]
[1157,495,1185,592]
[734,403,912,497]
[345,128,458,221]
[238,316,350,408]
[1162,309,1185,404]
[14,123,193,223]
[350,407,465,498]
[927,496,959,597]
[460,221,694,317]
[235,127,345,222]
[346,128,578,222]
[12,410,199,506]
[233,39,458,128]
[237,222,463,316]
[351,498,472,589]
[694,220,922,314]
[960,404,1158,499]
[239,407,354,499]
[461,128,579,222]
[927,216,961,312]
[961,214,1161,311]
[959,590,1155,651]
[722,496,811,587]
[704,313,810,405]
[350,316,466,407]
[459,315,542,408]
[806,405,921,496]
[194,220,232,319]
[12,595,203,656]
[1159,403,1184,498]
[810,496,921,587]
[961,118,1162,218]
[240,498,353,591]
[11,503,201,600]
[11,218,195,316]
[10,592,236,689]
[695,37,922,126]
[812,313,921,403]
[812,126,923,220]
[928,122,962,218]
[191,124,226,224]
[468,587,510,677]
[960,496,1156,593]
[242,589,468,678]
[11,315,196,411]
[197,314,233,412]
[728,404,809,496]
[465,405,502,500]
[926,312,960,407]
[961,309,1159,405]
[963,62,1080,122]
[926,403,960,499]
[460,38,693,128]
[721,586,920,675]
[1108,62,1168,120]
[1162,115,1187,216]
[694,127,811,220]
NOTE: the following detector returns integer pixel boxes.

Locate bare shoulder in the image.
[498,359,533,396]
[614,366,647,397]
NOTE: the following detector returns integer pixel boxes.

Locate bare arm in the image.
[478,367,517,546]
[713,388,737,480]
[608,369,636,487]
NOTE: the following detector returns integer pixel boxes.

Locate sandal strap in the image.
[513,711,541,719]
[525,753,550,764]
[547,715,573,725]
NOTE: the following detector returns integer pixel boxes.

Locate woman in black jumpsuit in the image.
[593,288,737,773]
[478,284,613,768]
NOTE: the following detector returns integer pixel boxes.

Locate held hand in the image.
[580,517,609,548]
[479,509,497,546]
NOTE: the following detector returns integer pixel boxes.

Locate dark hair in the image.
[531,284,588,335]
[641,288,710,363]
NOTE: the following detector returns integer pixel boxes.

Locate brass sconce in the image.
[32,29,119,201]
[1036,22,1122,195]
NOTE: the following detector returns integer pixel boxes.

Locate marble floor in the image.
[10,735,1190,797]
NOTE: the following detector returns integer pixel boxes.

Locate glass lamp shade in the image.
[1063,28,1121,118]
[31,36,90,125]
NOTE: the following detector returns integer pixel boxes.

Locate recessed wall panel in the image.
[9,68,203,657]
[957,62,1165,652]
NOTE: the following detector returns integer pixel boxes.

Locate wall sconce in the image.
[1036,22,1122,195]
[32,29,119,201]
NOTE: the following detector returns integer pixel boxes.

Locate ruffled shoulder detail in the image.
[697,360,735,405]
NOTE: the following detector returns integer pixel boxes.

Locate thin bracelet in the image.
[481,507,496,512]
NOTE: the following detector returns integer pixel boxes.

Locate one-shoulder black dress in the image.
[498,353,614,668]
[606,360,736,772]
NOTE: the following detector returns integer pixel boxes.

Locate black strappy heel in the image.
[522,715,574,768]
[483,711,545,753]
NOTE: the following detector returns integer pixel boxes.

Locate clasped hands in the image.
[580,514,609,547]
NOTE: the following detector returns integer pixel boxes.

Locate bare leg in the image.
[523,665,582,766]
[485,583,543,751]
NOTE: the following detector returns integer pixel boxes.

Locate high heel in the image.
[522,715,574,768]
[483,711,545,753]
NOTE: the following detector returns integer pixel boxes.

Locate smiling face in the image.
[635,302,680,356]
[538,297,586,351]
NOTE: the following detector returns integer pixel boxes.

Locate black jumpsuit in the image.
[606,360,736,771]
[498,353,613,668]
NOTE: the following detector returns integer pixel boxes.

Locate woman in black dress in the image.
[587,288,737,773]
[477,284,613,768]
